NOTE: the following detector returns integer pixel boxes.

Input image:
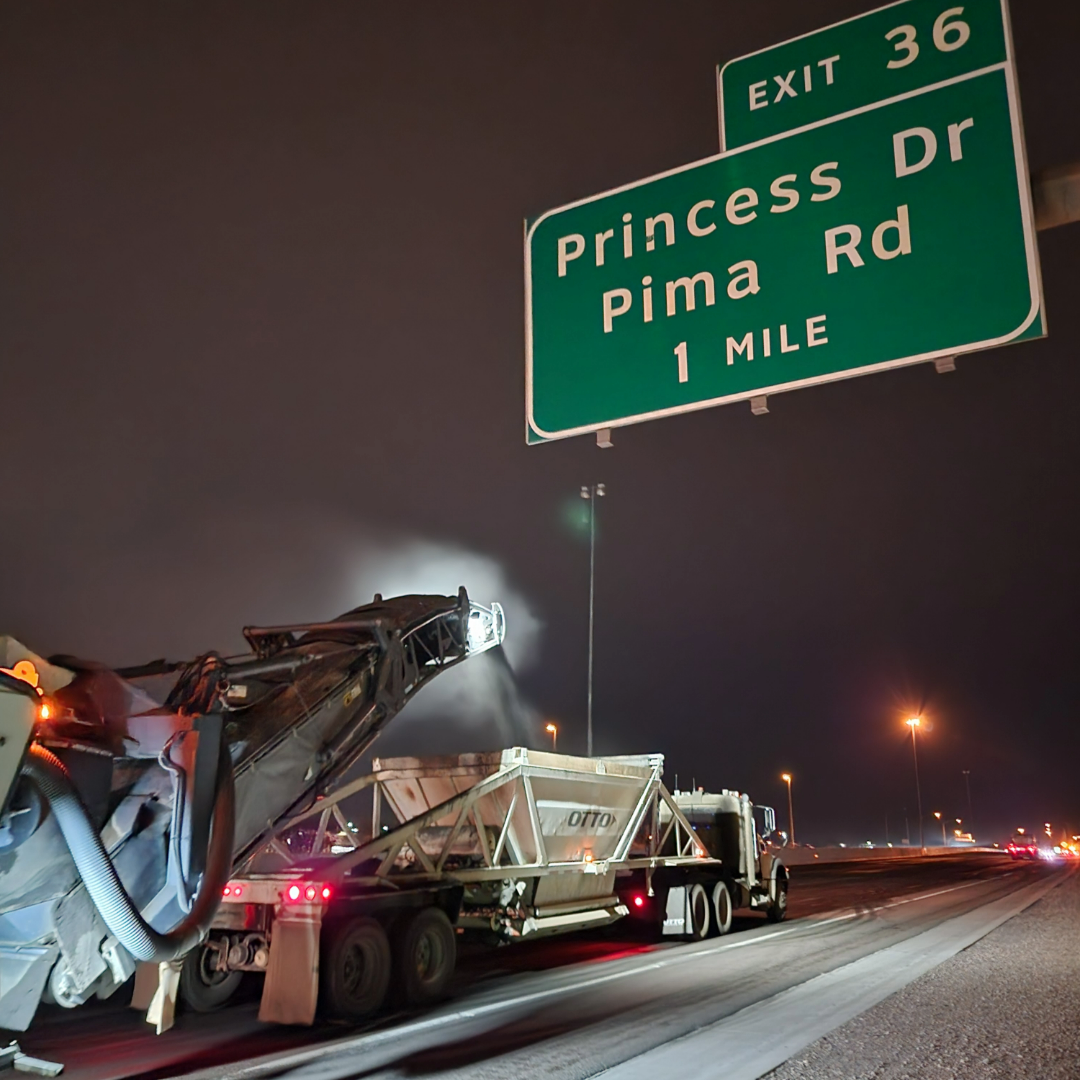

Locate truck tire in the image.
[687,883,711,941]
[393,907,456,1007]
[767,869,789,923]
[179,941,242,1012]
[320,916,392,1021]
[711,881,733,936]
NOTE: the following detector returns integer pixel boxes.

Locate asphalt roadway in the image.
[769,865,1080,1079]
[4,853,1069,1080]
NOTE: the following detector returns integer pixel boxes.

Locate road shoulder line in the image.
[177,870,1035,1080]
[597,868,1072,1080]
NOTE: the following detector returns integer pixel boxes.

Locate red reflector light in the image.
[633,895,645,908]
[321,886,332,900]
[286,884,301,901]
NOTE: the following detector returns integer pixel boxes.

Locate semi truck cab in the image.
[664,787,788,925]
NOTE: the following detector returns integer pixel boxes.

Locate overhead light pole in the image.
[906,718,925,853]
[962,769,973,837]
[545,722,558,752]
[781,773,795,846]
[580,483,605,757]
[933,811,947,847]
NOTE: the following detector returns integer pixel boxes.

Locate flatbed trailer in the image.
[194,748,787,1024]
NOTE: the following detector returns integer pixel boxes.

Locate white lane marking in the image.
[878,874,996,909]
[598,870,1070,1080]
[193,918,854,1078]
[186,867,1026,1080]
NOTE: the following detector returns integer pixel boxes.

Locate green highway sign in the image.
[719,0,1010,151]
[525,60,1042,444]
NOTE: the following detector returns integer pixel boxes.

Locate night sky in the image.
[2,2,1077,845]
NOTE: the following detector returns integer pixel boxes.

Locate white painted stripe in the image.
[185,871,1028,1080]
[598,871,1069,1080]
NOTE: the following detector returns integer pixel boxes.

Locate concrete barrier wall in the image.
[777,846,999,866]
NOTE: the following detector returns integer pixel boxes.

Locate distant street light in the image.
[962,769,973,837]
[933,811,947,847]
[545,722,558,752]
[906,718,925,853]
[781,773,796,846]
[580,483,606,757]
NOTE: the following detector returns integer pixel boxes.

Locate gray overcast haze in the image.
[1,1,1078,844]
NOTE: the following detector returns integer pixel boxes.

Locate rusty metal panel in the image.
[259,903,322,1026]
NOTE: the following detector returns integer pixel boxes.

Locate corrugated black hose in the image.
[23,740,235,963]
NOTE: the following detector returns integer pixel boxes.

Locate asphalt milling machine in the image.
[0,587,785,1055]
[0,589,505,1034]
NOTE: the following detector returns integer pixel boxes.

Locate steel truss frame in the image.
[258,749,712,886]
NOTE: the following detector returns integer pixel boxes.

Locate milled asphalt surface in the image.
[6,855,1048,1080]
[766,865,1080,1080]
[180,859,1050,1080]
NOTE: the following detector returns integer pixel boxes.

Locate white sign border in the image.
[717,0,917,153]
[524,26,1042,444]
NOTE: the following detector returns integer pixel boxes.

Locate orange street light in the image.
[933,811,947,846]
[781,773,795,846]
[906,718,925,852]
[545,722,558,752]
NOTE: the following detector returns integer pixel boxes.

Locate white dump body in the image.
[372,748,658,868]
[244,746,710,925]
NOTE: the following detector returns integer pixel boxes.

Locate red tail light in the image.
[283,881,330,903]
[633,894,645,908]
